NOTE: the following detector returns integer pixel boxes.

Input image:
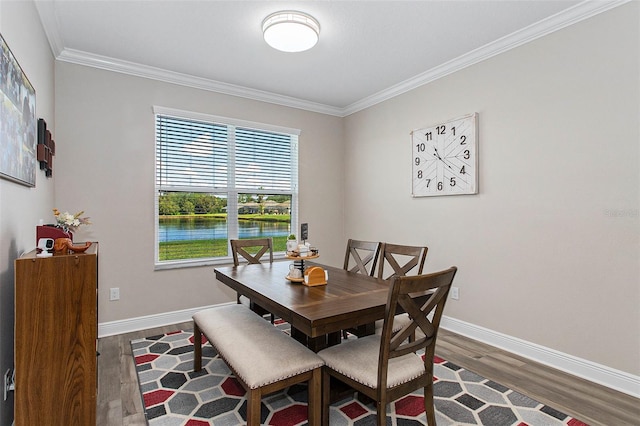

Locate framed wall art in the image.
[0,32,36,187]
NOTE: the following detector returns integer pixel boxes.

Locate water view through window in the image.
[158,192,292,261]
[159,217,290,242]
[155,111,298,265]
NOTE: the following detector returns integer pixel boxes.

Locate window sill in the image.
[154,252,290,271]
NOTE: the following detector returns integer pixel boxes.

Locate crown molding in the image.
[39,0,628,117]
[342,0,631,116]
[34,0,64,57]
[56,48,344,117]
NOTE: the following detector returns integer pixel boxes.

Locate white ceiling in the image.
[34,1,624,116]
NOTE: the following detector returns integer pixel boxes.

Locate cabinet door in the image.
[15,253,97,426]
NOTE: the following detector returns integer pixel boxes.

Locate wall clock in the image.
[411,113,478,197]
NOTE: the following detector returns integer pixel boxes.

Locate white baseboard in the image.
[440,316,640,398]
[98,303,231,337]
[99,309,640,398]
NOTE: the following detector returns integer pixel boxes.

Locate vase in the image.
[286,240,298,252]
[36,225,73,245]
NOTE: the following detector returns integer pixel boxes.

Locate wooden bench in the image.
[193,304,324,425]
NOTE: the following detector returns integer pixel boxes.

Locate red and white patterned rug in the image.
[132,323,589,425]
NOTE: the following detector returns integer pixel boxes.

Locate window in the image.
[154,106,299,269]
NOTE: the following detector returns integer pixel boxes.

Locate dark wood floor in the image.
[96,323,639,426]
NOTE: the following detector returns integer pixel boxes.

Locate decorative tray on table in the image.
[285,275,305,283]
[285,252,325,285]
[285,252,319,260]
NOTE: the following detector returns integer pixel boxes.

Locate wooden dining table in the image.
[214,261,391,352]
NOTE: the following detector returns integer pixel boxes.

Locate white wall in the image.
[343,3,639,375]
[0,1,55,423]
[54,63,345,324]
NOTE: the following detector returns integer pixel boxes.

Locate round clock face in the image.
[411,113,478,197]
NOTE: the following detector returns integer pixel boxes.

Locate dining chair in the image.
[375,242,429,337]
[230,238,275,322]
[342,239,382,338]
[377,242,428,280]
[318,266,457,426]
[343,239,382,276]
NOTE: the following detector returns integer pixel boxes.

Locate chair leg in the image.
[424,383,436,426]
[307,368,322,426]
[376,400,386,426]
[321,369,331,426]
[246,388,261,426]
[193,322,202,371]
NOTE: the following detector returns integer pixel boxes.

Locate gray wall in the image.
[0,1,55,423]
[343,2,639,374]
[54,63,346,323]
[0,4,637,425]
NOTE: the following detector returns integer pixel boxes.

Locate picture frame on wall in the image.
[0,32,36,187]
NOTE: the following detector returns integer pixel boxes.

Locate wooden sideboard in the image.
[14,243,98,426]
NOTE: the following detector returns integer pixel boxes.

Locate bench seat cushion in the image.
[193,305,323,389]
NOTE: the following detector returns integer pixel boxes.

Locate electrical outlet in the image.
[109,287,120,301]
[450,286,459,300]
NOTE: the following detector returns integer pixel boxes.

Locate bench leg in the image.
[193,322,202,371]
[308,368,322,426]
[321,368,331,426]
[246,388,262,426]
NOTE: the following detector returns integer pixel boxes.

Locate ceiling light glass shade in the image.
[262,11,320,53]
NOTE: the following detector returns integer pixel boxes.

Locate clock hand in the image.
[433,147,443,160]
[433,147,452,169]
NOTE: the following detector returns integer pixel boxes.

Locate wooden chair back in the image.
[230,238,275,321]
[378,267,457,422]
[377,243,428,280]
[230,238,273,266]
[343,239,381,276]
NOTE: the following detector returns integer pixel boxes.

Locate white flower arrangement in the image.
[53,208,91,233]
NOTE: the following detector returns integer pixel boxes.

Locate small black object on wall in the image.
[37,118,55,177]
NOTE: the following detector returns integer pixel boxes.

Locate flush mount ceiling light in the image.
[262,11,320,53]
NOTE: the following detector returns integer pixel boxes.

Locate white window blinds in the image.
[156,115,228,190]
[156,115,296,192]
[235,127,293,191]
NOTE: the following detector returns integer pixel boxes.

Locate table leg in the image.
[290,326,308,346]
[307,336,328,352]
[354,323,375,337]
[326,331,341,347]
[291,329,340,352]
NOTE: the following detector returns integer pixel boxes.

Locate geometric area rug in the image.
[131,322,589,426]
